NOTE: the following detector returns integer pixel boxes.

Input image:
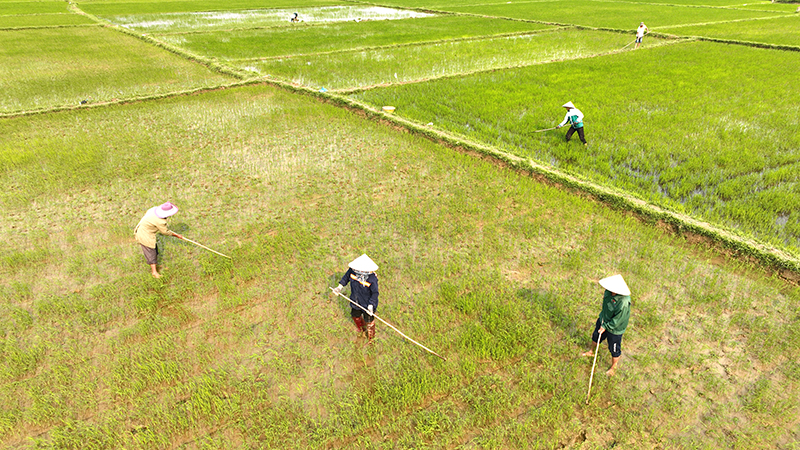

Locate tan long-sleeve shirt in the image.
[134,208,172,249]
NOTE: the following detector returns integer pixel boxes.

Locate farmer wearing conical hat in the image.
[134,202,183,278]
[582,274,631,376]
[556,101,587,146]
[332,254,380,342]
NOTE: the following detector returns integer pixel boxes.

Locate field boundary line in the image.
[248,78,800,279]
[0,23,100,31]
[586,0,793,12]
[694,35,800,51]
[653,12,799,29]
[329,37,689,95]
[233,27,572,63]
[0,80,260,119]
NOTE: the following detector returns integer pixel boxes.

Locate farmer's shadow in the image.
[517,288,583,343]
[154,223,191,255]
[170,222,190,234]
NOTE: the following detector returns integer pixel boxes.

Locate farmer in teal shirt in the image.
[582,274,631,376]
[556,101,587,145]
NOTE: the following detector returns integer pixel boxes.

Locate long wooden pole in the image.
[533,126,557,133]
[330,287,446,361]
[620,39,637,50]
[586,332,603,404]
[178,236,231,259]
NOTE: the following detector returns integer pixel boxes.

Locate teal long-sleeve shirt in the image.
[599,290,631,335]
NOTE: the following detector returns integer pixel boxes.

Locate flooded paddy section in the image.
[109,6,437,33]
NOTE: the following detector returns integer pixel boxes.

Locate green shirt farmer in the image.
[582,274,631,376]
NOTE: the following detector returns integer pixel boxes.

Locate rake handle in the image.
[586,331,603,404]
[329,287,446,361]
[177,236,231,259]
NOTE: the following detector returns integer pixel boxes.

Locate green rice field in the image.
[351,41,800,252]
[0,2,70,15]
[659,14,800,46]
[418,0,787,28]
[155,16,551,60]
[0,27,234,114]
[2,0,800,448]
[237,29,648,90]
[0,14,95,28]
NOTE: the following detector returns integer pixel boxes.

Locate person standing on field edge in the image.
[134,202,182,278]
[332,254,379,343]
[635,22,649,49]
[556,101,587,146]
[582,274,631,376]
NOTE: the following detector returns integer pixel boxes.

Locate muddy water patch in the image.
[110,6,436,33]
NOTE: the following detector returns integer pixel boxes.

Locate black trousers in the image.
[591,318,623,357]
[565,126,586,144]
[351,307,375,323]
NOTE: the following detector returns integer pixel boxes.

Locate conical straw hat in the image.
[599,274,630,296]
[349,254,378,272]
[562,101,575,109]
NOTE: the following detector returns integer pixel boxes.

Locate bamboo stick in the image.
[330,287,446,361]
[178,235,231,259]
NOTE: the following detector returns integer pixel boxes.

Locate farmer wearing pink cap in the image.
[134,202,182,278]
[582,274,631,376]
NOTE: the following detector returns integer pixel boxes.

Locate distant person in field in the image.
[134,202,182,278]
[290,12,300,22]
[582,275,632,376]
[635,22,649,49]
[556,101,587,145]
[332,254,380,343]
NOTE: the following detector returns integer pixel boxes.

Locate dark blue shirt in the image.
[339,268,379,312]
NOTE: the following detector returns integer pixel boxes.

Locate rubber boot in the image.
[366,321,376,343]
[353,317,366,336]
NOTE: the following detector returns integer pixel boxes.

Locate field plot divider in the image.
[652,13,797,30]
[587,0,794,12]
[0,79,261,119]
[0,23,101,32]
[235,28,573,63]
[254,79,800,278]
[694,36,800,52]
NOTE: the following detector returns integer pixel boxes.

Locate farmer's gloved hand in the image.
[367,305,374,316]
[556,125,562,129]
[332,285,344,295]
